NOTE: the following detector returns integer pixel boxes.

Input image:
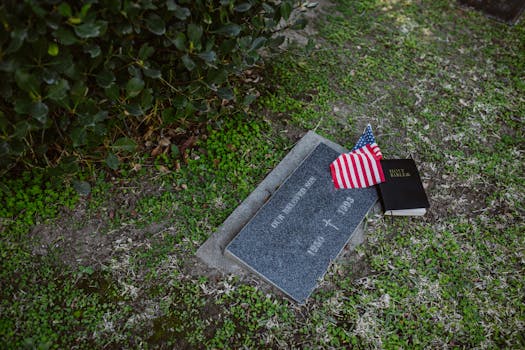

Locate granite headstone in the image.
[225,142,378,303]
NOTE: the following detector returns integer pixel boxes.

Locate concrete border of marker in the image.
[196,131,380,276]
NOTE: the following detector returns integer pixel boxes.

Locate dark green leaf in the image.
[93,122,108,137]
[217,87,234,100]
[80,111,107,128]
[291,18,308,30]
[207,69,228,85]
[268,36,285,47]
[105,83,120,100]
[174,6,191,20]
[33,38,49,58]
[73,180,91,196]
[234,3,252,12]
[139,43,155,60]
[146,14,166,35]
[280,1,293,20]
[245,51,259,65]
[70,127,87,147]
[53,27,79,45]
[15,70,40,95]
[71,81,88,105]
[6,28,27,54]
[213,23,242,37]
[117,22,133,35]
[171,144,180,157]
[112,137,137,152]
[74,21,107,38]
[194,100,208,112]
[173,32,187,50]
[140,89,153,110]
[166,0,177,10]
[13,121,31,139]
[243,94,257,106]
[47,79,70,101]
[167,1,191,20]
[14,98,33,115]
[84,44,101,58]
[262,3,275,14]
[219,39,236,54]
[250,37,267,51]
[182,54,196,71]
[59,55,79,79]
[264,18,277,29]
[125,104,143,116]
[76,101,95,119]
[239,36,252,49]
[7,140,26,157]
[176,6,191,20]
[57,2,72,17]
[79,4,91,18]
[144,67,162,79]
[161,107,176,124]
[106,153,120,170]
[187,24,203,44]
[172,95,187,108]
[47,156,79,176]
[96,70,116,88]
[128,65,141,77]
[126,77,145,98]
[198,51,217,63]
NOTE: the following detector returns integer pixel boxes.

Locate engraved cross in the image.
[323,219,339,231]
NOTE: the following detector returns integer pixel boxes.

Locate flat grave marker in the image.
[225,142,378,303]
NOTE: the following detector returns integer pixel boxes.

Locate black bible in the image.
[378,159,430,216]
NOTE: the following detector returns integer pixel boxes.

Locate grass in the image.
[1,0,524,348]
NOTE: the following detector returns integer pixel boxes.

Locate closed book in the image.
[378,159,430,216]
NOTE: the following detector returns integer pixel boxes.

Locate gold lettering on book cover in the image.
[389,168,411,177]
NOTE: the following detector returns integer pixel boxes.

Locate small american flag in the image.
[330,124,385,189]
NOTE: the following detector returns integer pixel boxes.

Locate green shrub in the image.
[0,0,308,172]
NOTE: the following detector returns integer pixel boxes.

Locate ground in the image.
[1,0,524,348]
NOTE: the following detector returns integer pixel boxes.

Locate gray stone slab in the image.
[225,143,378,303]
[196,131,349,274]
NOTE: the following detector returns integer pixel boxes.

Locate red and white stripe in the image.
[330,144,385,189]
[366,142,382,160]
